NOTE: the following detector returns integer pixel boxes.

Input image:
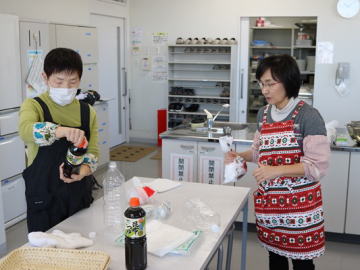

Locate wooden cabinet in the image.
[321,151,350,233]
[162,139,198,182]
[50,24,99,91]
[52,25,98,64]
[345,152,360,234]
[93,101,110,168]
[162,139,227,183]
[197,142,224,185]
[0,14,22,110]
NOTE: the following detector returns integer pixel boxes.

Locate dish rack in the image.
[0,247,110,270]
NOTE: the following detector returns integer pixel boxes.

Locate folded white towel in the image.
[147,220,193,257]
[28,229,93,249]
[147,178,182,193]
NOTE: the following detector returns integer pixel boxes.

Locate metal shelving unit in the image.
[167,44,237,128]
[247,18,317,122]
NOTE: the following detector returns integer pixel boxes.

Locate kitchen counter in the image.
[160,123,257,145]
[160,123,360,152]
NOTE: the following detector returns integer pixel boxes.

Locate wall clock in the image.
[337,0,360,18]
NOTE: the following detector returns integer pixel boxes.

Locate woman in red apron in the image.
[226,55,330,269]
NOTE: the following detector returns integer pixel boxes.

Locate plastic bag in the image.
[325,120,338,144]
[224,156,247,183]
[184,198,220,233]
[219,136,247,183]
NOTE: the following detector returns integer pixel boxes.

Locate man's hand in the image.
[55,127,85,146]
[253,163,281,184]
[59,163,91,183]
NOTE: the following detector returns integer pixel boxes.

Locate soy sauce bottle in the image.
[63,138,88,178]
[125,197,147,270]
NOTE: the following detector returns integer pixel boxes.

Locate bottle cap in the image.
[109,161,117,169]
[129,197,140,207]
[77,138,88,148]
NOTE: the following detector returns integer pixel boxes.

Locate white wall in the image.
[0,0,90,25]
[0,0,129,27]
[129,0,360,142]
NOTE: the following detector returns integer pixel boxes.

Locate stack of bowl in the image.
[346,121,360,145]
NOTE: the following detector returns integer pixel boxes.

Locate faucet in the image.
[204,104,230,130]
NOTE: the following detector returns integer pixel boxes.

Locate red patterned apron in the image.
[254,100,325,260]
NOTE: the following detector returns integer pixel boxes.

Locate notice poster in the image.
[131,27,143,46]
[198,157,223,185]
[152,32,168,45]
[317,41,334,64]
[170,153,194,182]
[152,55,168,81]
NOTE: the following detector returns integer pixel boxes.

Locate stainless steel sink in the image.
[169,121,248,138]
[212,121,248,130]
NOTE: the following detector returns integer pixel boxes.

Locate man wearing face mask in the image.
[19,48,99,232]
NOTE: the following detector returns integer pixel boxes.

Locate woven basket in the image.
[0,247,110,270]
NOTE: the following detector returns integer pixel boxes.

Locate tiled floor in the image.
[4,142,360,269]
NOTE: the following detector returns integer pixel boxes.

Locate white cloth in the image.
[270,97,300,122]
[146,220,194,257]
[28,230,93,249]
[147,178,182,193]
[26,54,47,98]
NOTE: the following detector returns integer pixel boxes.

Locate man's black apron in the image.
[23,97,94,232]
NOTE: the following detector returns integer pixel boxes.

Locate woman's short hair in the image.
[255,54,301,98]
[44,48,83,78]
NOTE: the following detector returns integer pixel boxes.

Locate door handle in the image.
[240,69,244,99]
[122,68,128,97]
[180,145,194,150]
[200,146,216,152]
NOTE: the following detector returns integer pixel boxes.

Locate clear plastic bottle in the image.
[103,162,127,230]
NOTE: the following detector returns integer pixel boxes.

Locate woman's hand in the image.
[55,126,85,146]
[253,163,281,184]
[59,163,91,183]
[224,150,239,165]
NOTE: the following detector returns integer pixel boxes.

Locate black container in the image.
[124,198,147,270]
[63,139,87,178]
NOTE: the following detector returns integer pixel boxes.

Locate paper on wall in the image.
[152,32,168,45]
[152,55,168,81]
[317,41,334,64]
[131,27,143,46]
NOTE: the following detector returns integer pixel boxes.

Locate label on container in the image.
[66,150,84,165]
[125,217,146,238]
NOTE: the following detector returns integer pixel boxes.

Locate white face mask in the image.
[49,87,77,106]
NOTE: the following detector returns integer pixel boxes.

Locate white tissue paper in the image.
[219,136,247,184]
[146,220,194,257]
[28,230,93,249]
[147,178,182,193]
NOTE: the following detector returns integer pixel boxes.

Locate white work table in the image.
[51,177,250,270]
